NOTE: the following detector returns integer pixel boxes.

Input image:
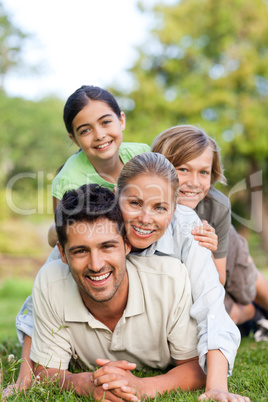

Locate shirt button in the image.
[210,315,215,320]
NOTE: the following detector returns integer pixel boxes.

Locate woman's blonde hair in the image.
[117,152,179,205]
[151,125,226,185]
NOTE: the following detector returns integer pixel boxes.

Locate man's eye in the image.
[155,206,167,212]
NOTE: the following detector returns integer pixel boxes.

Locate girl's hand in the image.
[192,220,218,253]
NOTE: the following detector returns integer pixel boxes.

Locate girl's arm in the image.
[47,196,60,247]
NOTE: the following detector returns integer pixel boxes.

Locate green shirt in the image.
[52,142,150,200]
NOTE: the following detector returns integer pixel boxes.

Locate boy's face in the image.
[70,100,125,167]
[176,148,213,209]
[58,218,131,306]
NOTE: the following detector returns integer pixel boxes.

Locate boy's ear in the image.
[68,133,79,147]
[57,241,67,264]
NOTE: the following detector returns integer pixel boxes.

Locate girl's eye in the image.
[80,128,91,135]
[200,170,210,175]
[177,168,188,173]
[102,119,112,126]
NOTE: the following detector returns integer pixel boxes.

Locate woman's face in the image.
[70,100,125,164]
[119,174,176,250]
[176,147,213,209]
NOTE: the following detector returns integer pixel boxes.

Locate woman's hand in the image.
[192,220,218,253]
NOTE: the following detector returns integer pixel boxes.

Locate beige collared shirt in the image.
[31,254,198,371]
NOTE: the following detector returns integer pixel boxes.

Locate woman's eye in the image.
[129,200,140,207]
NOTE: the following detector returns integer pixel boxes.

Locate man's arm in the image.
[34,363,139,402]
[92,357,206,399]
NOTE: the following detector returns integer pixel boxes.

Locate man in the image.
[30,184,205,400]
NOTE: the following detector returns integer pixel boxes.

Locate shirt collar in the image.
[64,258,145,324]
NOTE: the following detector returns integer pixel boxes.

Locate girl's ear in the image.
[68,133,79,147]
[120,112,126,131]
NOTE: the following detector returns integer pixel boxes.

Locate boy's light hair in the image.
[151,125,226,186]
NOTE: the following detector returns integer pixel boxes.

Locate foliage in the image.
[0,92,75,190]
[0,1,29,89]
[112,0,268,241]
[0,335,267,401]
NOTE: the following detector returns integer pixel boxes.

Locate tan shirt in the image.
[30,254,198,371]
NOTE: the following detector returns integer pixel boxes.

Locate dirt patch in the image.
[0,254,47,282]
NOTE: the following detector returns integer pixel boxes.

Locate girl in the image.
[48,85,150,246]
[151,125,268,333]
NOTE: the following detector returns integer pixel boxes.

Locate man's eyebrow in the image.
[68,239,120,252]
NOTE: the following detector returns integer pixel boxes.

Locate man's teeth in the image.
[96,142,111,149]
[133,226,154,235]
[89,273,110,281]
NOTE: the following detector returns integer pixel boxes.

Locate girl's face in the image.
[119,174,175,250]
[176,147,213,209]
[70,100,125,163]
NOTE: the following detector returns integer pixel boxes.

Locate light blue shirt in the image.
[16,204,240,375]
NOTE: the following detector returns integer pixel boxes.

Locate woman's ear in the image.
[113,186,118,195]
[120,112,126,131]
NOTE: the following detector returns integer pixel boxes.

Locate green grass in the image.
[0,279,33,341]
[0,336,267,401]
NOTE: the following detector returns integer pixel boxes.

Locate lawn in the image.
[0,277,268,401]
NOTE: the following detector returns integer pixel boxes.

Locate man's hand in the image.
[199,388,251,402]
[92,359,141,401]
[192,220,218,252]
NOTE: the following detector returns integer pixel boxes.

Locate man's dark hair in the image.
[55,184,125,248]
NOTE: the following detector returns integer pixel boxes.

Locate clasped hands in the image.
[91,358,142,402]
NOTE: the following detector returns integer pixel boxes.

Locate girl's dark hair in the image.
[63,85,122,136]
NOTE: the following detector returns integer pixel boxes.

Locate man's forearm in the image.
[205,350,228,392]
[35,365,95,396]
[139,358,206,398]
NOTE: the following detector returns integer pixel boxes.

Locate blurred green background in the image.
[0,0,268,342]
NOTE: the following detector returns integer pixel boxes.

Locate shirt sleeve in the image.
[174,208,240,375]
[16,295,34,346]
[30,273,72,370]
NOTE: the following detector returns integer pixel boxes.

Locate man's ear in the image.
[124,236,131,256]
[68,133,79,147]
[57,241,68,264]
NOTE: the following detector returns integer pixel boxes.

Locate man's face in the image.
[58,218,131,305]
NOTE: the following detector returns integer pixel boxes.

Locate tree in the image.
[114,0,268,252]
[0,1,29,90]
